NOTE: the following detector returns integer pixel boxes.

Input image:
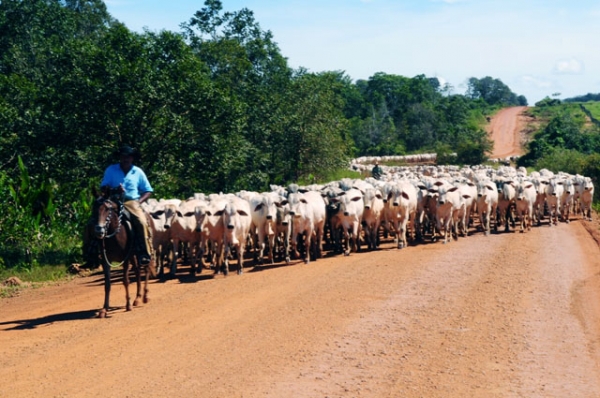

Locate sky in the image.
[104,0,600,105]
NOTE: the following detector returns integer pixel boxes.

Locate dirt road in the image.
[2,218,600,397]
[487,106,529,159]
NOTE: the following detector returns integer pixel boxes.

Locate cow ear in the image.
[401,192,409,200]
[214,210,224,216]
[418,185,427,190]
[176,211,183,217]
[184,211,195,217]
[525,184,533,189]
[237,210,249,216]
[205,210,212,216]
[434,181,444,187]
[448,187,458,192]
[254,203,264,212]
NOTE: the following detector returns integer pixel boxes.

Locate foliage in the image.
[466,76,525,106]
[563,93,600,103]
[518,107,600,167]
[0,0,532,271]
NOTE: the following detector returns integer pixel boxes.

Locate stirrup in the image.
[138,254,151,266]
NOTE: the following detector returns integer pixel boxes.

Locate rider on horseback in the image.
[98,145,154,266]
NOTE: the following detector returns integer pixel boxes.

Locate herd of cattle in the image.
[141,163,595,277]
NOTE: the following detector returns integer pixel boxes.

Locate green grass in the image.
[0,264,73,298]
[581,101,600,120]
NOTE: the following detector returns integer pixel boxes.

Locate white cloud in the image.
[553,58,584,75]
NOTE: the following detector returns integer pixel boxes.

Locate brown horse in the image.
[91,191,155,318]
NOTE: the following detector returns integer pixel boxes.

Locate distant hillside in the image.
[563,93,600,103]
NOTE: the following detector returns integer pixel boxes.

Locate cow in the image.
[248,191,281,265]
[330,188,364,255]
[168,198,205,277]
[215,195,252,275]
[288,190,327,264]
[476,179,499,236]
[579,177,595,221]
[546,177,564,226]
[274,196,292,263]
[144,199,180,277]
[495,178,516,232]
[361,187,385,250]
[560,177,576,223]
[198,196,229,272]
[530,176,549,225]
[454,178,477,237]
[431,181,466,244]
[386,180,418,249]
[514,180,536,232]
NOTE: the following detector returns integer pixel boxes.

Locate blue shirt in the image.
[101,164,153,201]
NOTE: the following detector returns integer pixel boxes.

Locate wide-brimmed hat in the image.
[117,145,136,157]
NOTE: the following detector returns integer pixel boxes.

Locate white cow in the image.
[546,177,564,226]
[386,180,418,249]
[288,190,326,264]
[454,178,477,237]
[274,196,292,263]
[531,177,549,225]
[198,196,229,271]
[145,199,180,276]
[248,191,281,265]
[560,177,576,223]
[432,181,465,244]
[579,177,595,221]
[495,178,517,232]
[361,187,385,250]
[476,179,499,235]
[216,195,252,275]
[514,180,536,232]
[168,198,205,277]
[331,188,364,255]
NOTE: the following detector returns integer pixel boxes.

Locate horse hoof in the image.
[97,309,107,319]
[143,297,149,304]
[133,299,140,307]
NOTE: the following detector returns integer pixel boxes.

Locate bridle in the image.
[98,198,123,239]
[95,197,133,268]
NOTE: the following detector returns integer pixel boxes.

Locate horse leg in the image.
[123,261,132,311]
[98,260,111,318]
[133,258,143,307]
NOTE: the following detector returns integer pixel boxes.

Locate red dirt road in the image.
[2,219,600,397]
[488,106,529,159]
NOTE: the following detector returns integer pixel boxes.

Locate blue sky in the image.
[104,0,600,105]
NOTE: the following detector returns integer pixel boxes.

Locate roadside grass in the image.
[0,264,74,298]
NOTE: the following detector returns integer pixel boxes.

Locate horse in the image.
[90,190,156,318]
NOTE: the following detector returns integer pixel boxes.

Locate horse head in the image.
[93,197,122,239]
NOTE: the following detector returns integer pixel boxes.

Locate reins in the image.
[98,198,134,268]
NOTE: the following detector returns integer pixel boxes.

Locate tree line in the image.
[0,0,526,269]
